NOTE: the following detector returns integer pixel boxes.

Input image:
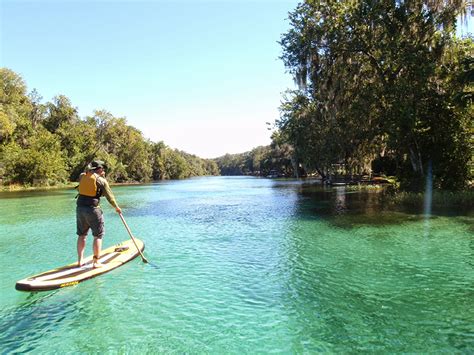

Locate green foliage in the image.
[0,109,16,142]
[0,68,221,187]
[162,149,189,180]
[0,68,34,146]
[148,143,218,180]
[43,95,79,134]
[1,129,67,185]
[179,150,219,177]
[215,153,248,176]
[214,144,297,177]
[277,0,473,190]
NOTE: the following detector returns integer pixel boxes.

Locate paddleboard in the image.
[15,238,145,292]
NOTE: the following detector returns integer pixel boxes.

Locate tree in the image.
[278,0,473,190]
[86,110,153,182]
[57,119,98,181]
[28,89,45,129]
[2,129,67,185]
[0,69,222,187]
[43,95,79,134]
[0,68,34,146]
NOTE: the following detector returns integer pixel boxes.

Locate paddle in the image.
[119,213,149,264]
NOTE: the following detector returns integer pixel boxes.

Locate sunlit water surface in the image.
[0,177,472,353]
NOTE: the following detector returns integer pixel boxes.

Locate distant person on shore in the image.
[76,160,122,268]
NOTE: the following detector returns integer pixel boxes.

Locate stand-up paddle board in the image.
[15,239,145,292]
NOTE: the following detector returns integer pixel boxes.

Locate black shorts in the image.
[76,205,104,238]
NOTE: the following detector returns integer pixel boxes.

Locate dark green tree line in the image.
[277,0,473,190]
[0,68,219,187]
[214,142,297,177]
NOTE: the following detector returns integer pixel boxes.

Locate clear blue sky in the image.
[1,1,472,158]
[1,0,299,158]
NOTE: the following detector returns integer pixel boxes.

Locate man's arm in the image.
[97,177,122,213]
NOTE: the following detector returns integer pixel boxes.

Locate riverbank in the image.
[0,181,143,192]
[0,182,77,192]
[2,179,472,211]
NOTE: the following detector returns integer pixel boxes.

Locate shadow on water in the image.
[289,183,473,229]
[0,286,119,353]
[0,291,72,353]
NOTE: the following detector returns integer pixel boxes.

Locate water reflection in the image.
[424,162,433,238]
[275,181,474,352]
[279,181,472,229]
[334,186,347,214]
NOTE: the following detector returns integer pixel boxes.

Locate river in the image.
[0,176,472,353]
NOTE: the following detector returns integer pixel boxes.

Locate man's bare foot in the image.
[77,260,84,267]
[92,256,103,268]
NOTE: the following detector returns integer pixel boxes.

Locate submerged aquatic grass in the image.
[389,189,474,210]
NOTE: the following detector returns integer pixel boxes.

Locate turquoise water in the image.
[0,176,472,353]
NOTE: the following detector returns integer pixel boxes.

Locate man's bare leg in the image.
[77,235,87,267]
[93,237,103,268]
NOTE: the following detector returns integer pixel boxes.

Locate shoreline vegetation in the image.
[0,68,221,187]
[388,189,474,211]
[1,3,472,197]
[275,2,473,192]
[2,177,472,210]
[0,180,144,192]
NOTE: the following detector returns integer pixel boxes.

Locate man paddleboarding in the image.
[76,160,122,268]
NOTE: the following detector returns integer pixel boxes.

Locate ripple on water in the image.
[1,177,473,353]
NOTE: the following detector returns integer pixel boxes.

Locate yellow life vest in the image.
[78,172,100,197]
